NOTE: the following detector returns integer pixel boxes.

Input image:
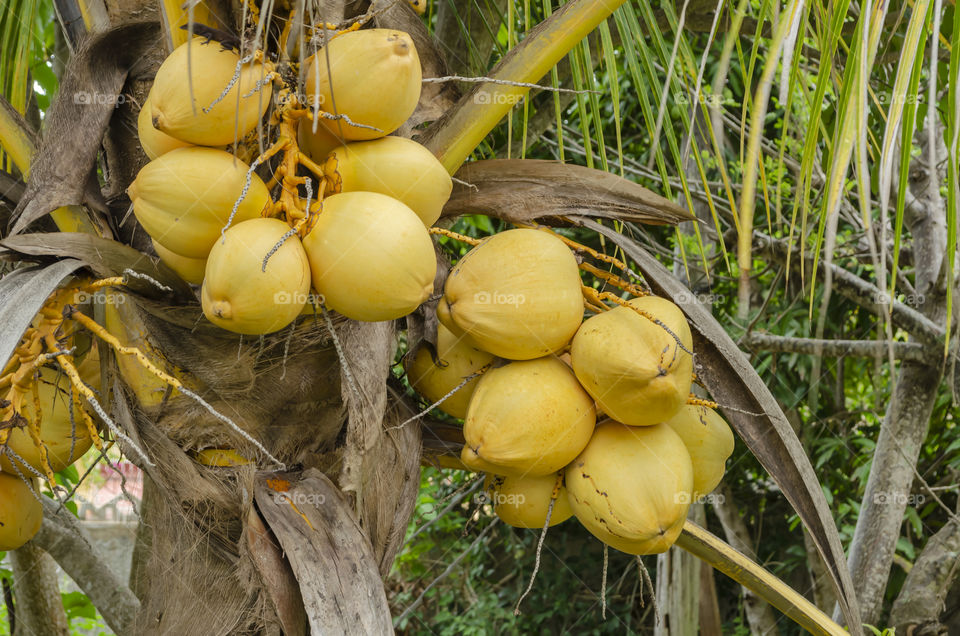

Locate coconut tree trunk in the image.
[9,543,69,636]
[889,516,960,634]
[655,506,703,636]
[712,483,781,636]
[840,126,950,625]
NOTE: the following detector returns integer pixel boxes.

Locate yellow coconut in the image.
[302,192,436,321]
[407,0,427,14]
[0,369,94,476]
[151,37,272,145]
[566,421,694,555]
[461,356,595,476]
[665,404,735,497]
[484,473,573,528]
[438,229,584,360]
[570,296,693,427]
[323,136,452,226]
[298,119,344,163]
[202,218,311,335]
[0,474,42,551]
[128,147,271,259]
[305,29,421,141]
[138,94,192,159]
[152,239,206,285]
[406,324,495,419]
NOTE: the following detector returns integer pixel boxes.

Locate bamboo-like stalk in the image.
[676,520,847,636]
[424,0,628,174]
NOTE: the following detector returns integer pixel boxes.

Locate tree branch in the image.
[753,232,945,348]
[31,498,140,636]
[741,333,928,362]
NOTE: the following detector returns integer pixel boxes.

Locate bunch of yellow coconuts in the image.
[407,229,736,555]
[0,352,101,551]
[131,28,449,334]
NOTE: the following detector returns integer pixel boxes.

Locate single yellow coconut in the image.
[0,474,42,551]
[407,0,427,14]
[570,296,693,427]
[138,94,192,159]
[566,421,694,555]
[0,368,94,476]
[406,323,495,419]
[202,218,311,335]
[152,239,206,285]
[305,29,421,141]
[151,37,272,145]
[484,473,573,528]
[129,147,271,259]
[461,356,595,476]
[438,229,584,360]
[323,136,451,226]
[298,119,344,163]
[665,404,735,497]
[302,192,436,321]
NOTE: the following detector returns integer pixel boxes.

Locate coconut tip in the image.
[210,300,233,320]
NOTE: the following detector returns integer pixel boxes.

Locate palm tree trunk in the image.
[9,543,69,636]
[840,125,949,625]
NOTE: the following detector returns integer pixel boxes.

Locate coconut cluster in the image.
[131,29,450,334]
[407,229,735,555]
[0,350,102,550]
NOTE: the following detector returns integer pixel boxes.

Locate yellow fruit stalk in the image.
[138,94,192,159]
[566,421,694,555]
[0,369,94,475]
[0,474,42,551]
[323,136,452,226]
[406,323,495,419]
[128,147,271,259]
[484,473,573,528]
[302,192,436,322]
[665,404,735,497]
[202,218,311,335]
[152,239,206,285]
[305,29,422,141]
[151,37,273,146]
[438,229,584,360]
[461,356,595,476]
[570,296,693,426]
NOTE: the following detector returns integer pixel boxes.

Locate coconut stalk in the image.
[421,0,629,173]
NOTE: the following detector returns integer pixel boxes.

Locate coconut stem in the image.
[428,227,482,245]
